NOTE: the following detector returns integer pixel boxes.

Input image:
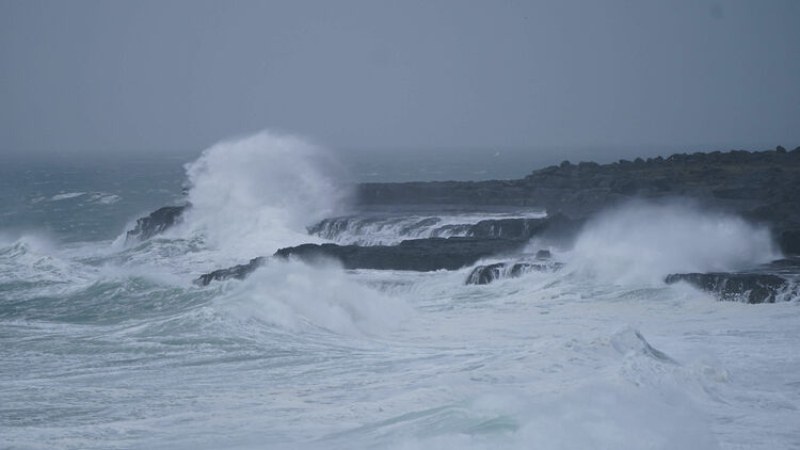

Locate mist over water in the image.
[569,200,780,285]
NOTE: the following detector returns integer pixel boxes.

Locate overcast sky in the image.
[1,0,799,158]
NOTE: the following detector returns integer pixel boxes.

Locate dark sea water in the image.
[1,132,799,449]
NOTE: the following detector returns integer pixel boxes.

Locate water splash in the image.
[568,200,779,285]
[179,130,352,257]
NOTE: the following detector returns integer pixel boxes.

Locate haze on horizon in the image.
[1,0,799,165]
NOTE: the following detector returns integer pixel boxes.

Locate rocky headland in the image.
[356,146,800,255]
[130,146,800,302]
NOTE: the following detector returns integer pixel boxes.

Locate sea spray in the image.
[567,200,779,285]
[180,130,352,257]
[217,259,413,336]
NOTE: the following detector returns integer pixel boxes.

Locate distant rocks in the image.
[468,214,582,241]
[125,205,187,242]
[308,214,582,244]
[356,148,800,255]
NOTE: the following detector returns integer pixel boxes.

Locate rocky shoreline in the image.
[357,146,800,254]
[130,146,800,303]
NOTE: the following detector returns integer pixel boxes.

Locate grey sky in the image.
[1,0,799,158]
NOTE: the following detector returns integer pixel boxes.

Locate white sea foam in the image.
[89,192,121,204]
[48,191,121,204]
[178,130,352,257]
[50,192,86,201]
[567,200,780,285]
[384,385,717,450]
[0,232,98,290]
[218,259,413,336]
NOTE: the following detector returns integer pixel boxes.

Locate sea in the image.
[1,131,799,450]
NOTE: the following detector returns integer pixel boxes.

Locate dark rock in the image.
[195,257,265,286]
[126,205,188,242]
[664,270,795,304]
[307,214,582,245]
[355,148,800,231]
[778,229,800,256]
[465,259,564,285]
[275,237,526,272]
[466,262,506,285]
[466,217,551,240]
[197,237,531,285]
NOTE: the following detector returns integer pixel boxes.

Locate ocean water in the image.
[1,132,799,450]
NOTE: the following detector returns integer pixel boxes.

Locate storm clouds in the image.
[1,0,798,159]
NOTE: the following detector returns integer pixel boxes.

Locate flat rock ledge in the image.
[665,259,800,303]
[196,237,528,285]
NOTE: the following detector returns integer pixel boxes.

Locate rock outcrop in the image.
[274,237,526,272]
[465,250,563,285]
[664,273,791,304]
[195,257,265,286]
[665,258,800,303]
[125,205,188,242]
[356,148,800,255]
[308,214,582,244]
[196,237,529,285]
[465,260,564,285]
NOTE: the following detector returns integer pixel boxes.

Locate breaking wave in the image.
[568,200,780,285]
[178,130,352,256]
[310,210,546,246]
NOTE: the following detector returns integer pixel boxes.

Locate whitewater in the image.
[1,131,799,450]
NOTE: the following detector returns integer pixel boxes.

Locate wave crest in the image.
[180,130,352,256]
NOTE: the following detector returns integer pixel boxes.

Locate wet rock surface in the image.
[195,257,265,286]
[465,260,564,285]
[125,205,187,242]
[308,213,582,244]
[665,258,800,303]
[464,250,563,285]
[196,237,530,285]
[274,237,527,272]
